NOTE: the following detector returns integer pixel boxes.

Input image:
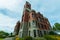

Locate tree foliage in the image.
[49,31,57,35]
[0,31,9,38]
[53,23,60,30]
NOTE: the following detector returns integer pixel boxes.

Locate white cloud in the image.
[0,0,22,12]
[0,13,18,33]
[0,0,23,33]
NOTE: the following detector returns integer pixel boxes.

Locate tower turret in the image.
[24,1,31,9]
[22,1,31,22]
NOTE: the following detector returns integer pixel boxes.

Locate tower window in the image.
[33,30,36,37]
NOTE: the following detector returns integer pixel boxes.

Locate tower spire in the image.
[24,1,31,9]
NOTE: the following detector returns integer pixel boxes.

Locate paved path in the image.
[3,37,15,40]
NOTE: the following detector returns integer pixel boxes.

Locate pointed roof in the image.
[25,1,31,5]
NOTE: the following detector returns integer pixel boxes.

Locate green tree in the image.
[53,23,60,30]
[0,31,9,38]
[49,31,57,35]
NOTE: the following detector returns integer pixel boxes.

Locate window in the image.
[44,25,46,29]
[44,31,46,34]
[29,31,30,36]
[37,30,40,37]
[40,31,43,37]
[41,24,44,29]
[33,20,34,22]
[38,17,41,22]
[33,30,36,37]
[32,20,36,27]
[32,20,35,25]
[29,22,30,27]
[38,23,41,28]
[36,21,37,26]
[38,30,43,37]
[32,14,35,18]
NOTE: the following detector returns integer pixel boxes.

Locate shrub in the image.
[49,31,57,35]
[24,36,33,40]
[19,38,24,40]
[35,37,46,40]
[44,35,57,40]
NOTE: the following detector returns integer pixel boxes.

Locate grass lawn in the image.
[44,35,60,40]
[0,38,4,40]
[50,35,60,40]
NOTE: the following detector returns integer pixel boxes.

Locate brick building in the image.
[14,21,20,35]
[14,1,51,38]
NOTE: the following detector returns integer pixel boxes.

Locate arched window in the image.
[32,13,35,18]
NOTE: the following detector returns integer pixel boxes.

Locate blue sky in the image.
[0,0,60,33]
